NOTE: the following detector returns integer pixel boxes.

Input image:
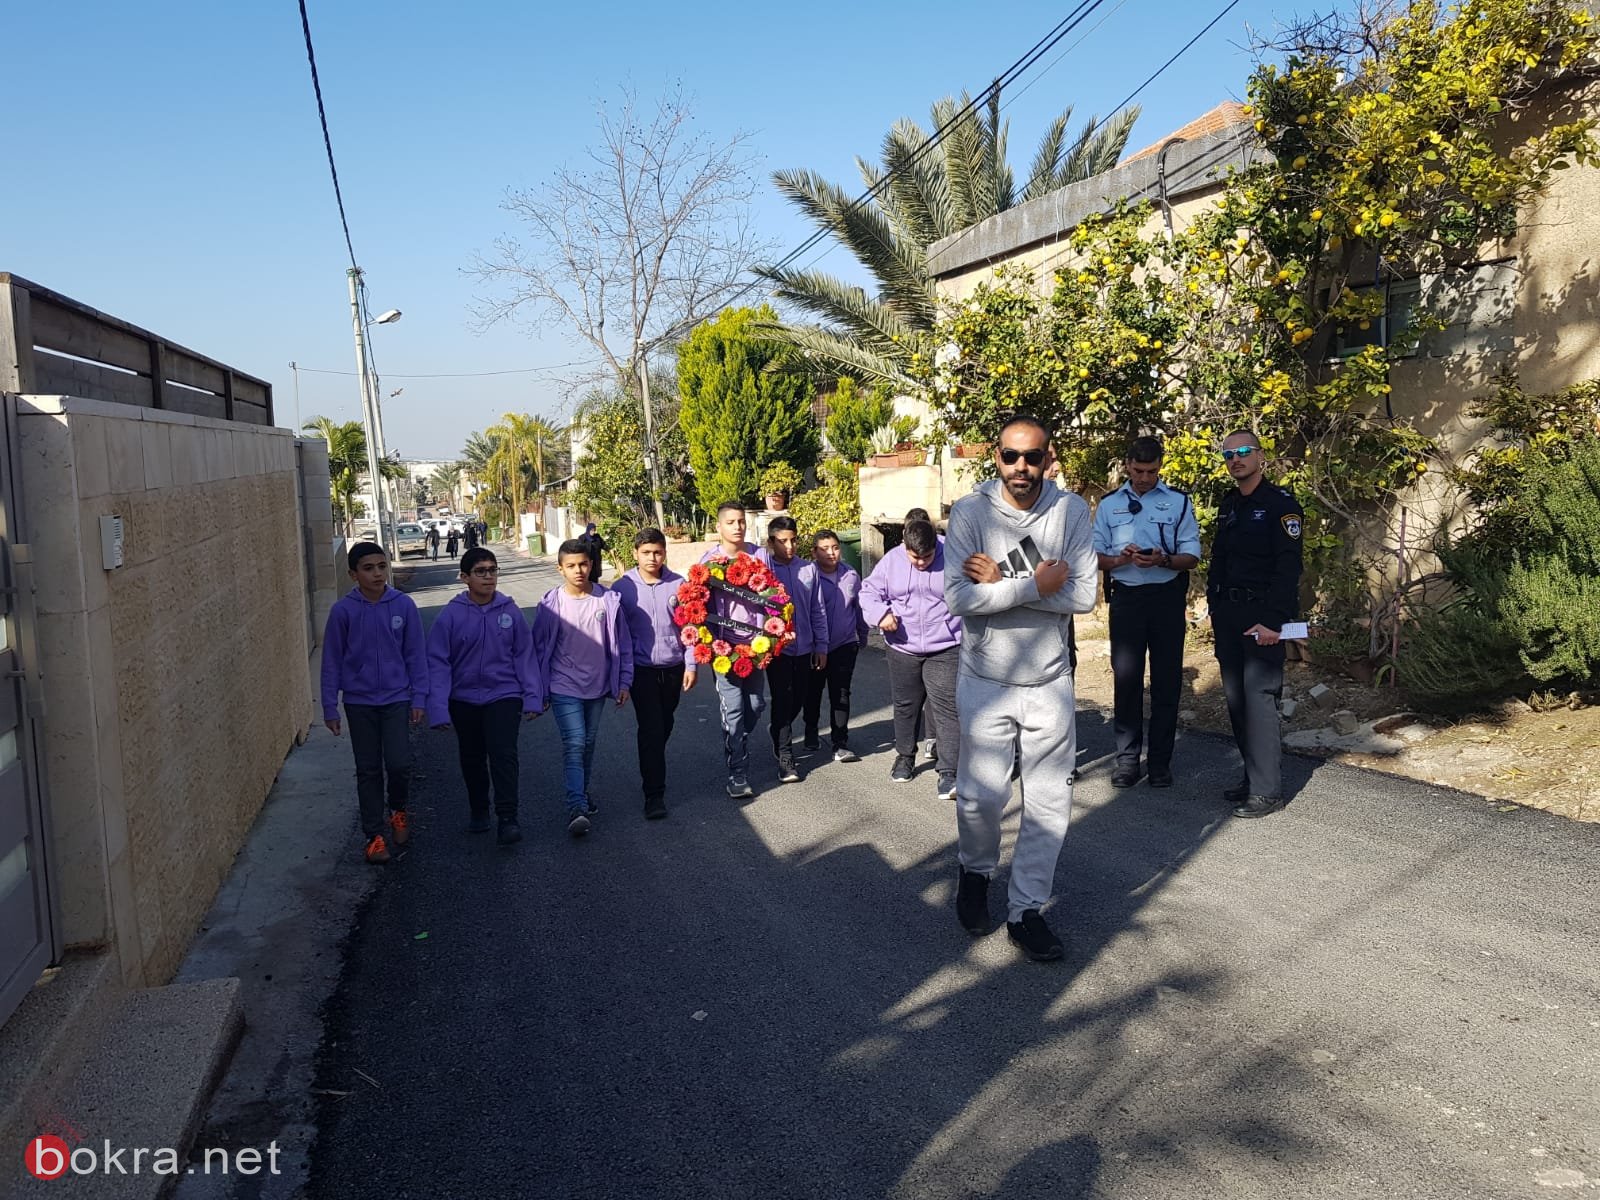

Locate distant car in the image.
[394,523,429,558]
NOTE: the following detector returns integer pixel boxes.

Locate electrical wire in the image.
[297,0,358,272]
[292,358,606,379]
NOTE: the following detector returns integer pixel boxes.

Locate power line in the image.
[293,358,605,379]
[296,0,358,272]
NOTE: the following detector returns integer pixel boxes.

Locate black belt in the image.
[1209,586,1261,603]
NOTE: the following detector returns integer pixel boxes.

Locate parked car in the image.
[394,523,429,558]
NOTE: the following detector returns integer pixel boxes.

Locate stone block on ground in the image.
[1332,709,1361,735]
[1308,682,1334,708]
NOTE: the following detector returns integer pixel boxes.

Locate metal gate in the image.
[0,392,58,1029]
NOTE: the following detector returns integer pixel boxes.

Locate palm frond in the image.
[757,263,933,345]
[749,321,923,391]
[1022,111,1073,203]
[1059,108,1142,187]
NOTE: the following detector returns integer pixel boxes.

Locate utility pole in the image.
[346,267,391,556]
[290,361,301,434]
[636,343,666,530]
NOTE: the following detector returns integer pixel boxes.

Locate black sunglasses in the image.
[1221,446,1258,462]
[999,448,1047,467]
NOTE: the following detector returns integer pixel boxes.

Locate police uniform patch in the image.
[1282,515,1302,539]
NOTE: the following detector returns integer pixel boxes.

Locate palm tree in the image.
[756,92,1139,387]
[483,413,563,522]
[431,463,463,512]
[302,416,372,534]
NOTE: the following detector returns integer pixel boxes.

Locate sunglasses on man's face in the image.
[999,447,1047,467]
[1221,446,1258,462]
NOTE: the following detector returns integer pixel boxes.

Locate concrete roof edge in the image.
[927,121,1268,279]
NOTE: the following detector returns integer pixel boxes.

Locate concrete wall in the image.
[17,396,315,987]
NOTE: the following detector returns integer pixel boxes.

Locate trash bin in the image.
[836,526,862,575]
[526,532,546,556]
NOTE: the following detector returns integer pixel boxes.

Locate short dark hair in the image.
[1127,435,1163,463]
[347,541,386,572]
[903,519,938,556]
[1223,428,1256,444]
[812,528,840,546]
[715,500,745,518]
[903,507,931,523]
[634,527,666,549]
[556,538,589,560]
[459,547,497,575]
[768,515,798,537]
[998,412,1052,445]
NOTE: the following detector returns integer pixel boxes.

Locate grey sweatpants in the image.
[955,669,1077,922]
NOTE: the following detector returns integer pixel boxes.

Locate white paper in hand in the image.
[1280,621,1309,641]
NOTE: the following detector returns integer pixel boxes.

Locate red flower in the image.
[683,584,711,603]
[746,568,772,592]
[731,655,754,679]
[692,643,713,665]
[733,643,753,658]
[672,606,691,626]
[684,604,707,625]
[726,560,752,587]
[687,563,710,585]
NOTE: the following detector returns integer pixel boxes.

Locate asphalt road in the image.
[304,556,1600,1200]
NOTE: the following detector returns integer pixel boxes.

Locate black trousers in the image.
[802,642,859,750]
[768,654,811,757]
[449,696,523,818]
[345,701,410,837]
[1212,601,1286,799]
[631,664,685,800]
[886,645,960,776]
[1109,577,1187,771]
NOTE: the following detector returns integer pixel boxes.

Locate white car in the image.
[394,523,429,558]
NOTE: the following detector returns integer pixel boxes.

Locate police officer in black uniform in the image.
[1206,429,1304,818]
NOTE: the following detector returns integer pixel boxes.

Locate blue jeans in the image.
[551,694,606,814]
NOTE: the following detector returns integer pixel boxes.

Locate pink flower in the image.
[712,639,733,657]
[679,626,701,646]
[763,617,785,636]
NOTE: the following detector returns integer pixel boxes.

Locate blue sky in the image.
[3,0,1293,459]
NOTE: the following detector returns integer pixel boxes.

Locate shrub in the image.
[788,457,860,539]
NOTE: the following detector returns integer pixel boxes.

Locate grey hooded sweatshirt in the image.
[943,479,1098,686]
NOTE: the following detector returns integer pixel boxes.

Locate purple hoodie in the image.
[424,591,544,726]
[532,583,635,703]
[612,567,696,670]
[815,563,868,651]
[861,543,962,656]
[756,548,830,657]
[321,585,427,721]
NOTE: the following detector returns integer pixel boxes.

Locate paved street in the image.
[298,557,1599,1199]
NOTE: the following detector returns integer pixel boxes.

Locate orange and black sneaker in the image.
[364,834,391,865]
[389,810,411,845]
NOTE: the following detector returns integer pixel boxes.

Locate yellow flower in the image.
[752,635,772,654]
[712,655,732,675]
[1379,212,1396,227]
[783,603,795,620]
[700,628,713,644]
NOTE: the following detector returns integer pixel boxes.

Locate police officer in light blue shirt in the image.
[1091,436,1202,788]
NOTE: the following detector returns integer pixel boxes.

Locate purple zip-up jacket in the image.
[756,548,830,657]
[861,543,963,656]
[321,585,427,721]
[815,563,868,651]
[532,583,635,703]
[424,591,543,727]
[612,567,696,670]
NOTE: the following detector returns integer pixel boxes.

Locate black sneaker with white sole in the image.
[777,755,801,783]
[937,772,958,800]
[726,774,754,799]
[567,813,591,837]
[956,867,990,935]
[890,754,914,783]
[1006,909,1064,962]
[833,746,860,763]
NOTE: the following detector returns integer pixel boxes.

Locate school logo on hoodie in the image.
[998,534,1046,579]
[391,614,405,630]
[498,612,514,629]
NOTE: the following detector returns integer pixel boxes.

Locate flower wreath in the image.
[671,551,796,677]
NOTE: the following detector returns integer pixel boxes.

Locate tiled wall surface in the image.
[18,396,317,986]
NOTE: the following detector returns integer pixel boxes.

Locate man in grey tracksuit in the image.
[944,415,1098,962]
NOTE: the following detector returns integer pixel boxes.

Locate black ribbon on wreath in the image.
[700,614,768,640]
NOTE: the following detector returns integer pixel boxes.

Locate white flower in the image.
[934,341,961,368]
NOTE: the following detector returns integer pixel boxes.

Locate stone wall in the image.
[17,396,315,987]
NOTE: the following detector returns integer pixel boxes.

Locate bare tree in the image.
[471,86,772,389]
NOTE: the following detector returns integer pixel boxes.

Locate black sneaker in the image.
[585,796,598,815]
[777,755,801,783]
[1111,765,1143,788]
[803,731,821,752]
[726,774,754,799]
[644,795,668,820]
[1223,781,1249,805]
[467,810,492,834]
[1147,767,1173,788]
[833,745,860,763]
[890,754,914,783]
[937,772,958,801]
[956,866,990,935]
[1233,794,1288,819]
[1006,910,1064,962]
[497,819,523,846]
[567,813,591,837]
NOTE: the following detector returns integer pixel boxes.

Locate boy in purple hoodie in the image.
[802,528,867,763]
[425,547,544,846]
[322,541,427,864]
[532,540,634,837]
[612,528,696,820]
[861,518,963,799]
[757,516,829,784]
